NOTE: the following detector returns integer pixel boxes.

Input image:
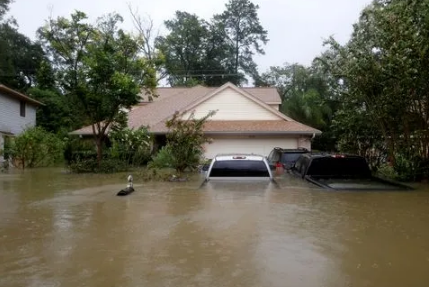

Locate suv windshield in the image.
[209,160,270,177]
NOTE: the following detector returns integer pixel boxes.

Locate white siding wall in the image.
[203,135,299,159]
[0,92,37,135]
[0,92,37,162]
[183,87,281,120]
[0,133,4,162]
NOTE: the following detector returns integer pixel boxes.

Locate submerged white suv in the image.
[205,154,273,181]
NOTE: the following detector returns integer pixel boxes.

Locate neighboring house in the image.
[0,85,43,163]
[70,82,321,159]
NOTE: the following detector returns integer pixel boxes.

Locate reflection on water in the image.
[1,168,429,287]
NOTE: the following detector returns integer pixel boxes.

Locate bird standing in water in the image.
[117,174,135,196]
[127,175,133,188]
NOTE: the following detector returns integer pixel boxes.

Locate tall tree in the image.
[128,4,166,84]
[324,0,429,177]
[259,63,333,130]
[0,23,45,90]
[38,11,157,163]
[156,11,209,86]
[0,0,11,20]
[214,0,268,85]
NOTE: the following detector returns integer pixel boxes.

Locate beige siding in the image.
[269,104,280,110]
[183,87,282,120]
[203,135,298,159]
[298,136,312,150]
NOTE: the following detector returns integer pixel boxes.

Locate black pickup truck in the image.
[290,154,412,191]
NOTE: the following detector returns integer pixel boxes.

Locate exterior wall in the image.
[184,87,282,120]
[203,134,299,159]
[298,136,312,150]
[0,92,37,135]
[0,133,4,163]
[269,104,280,110]
[0,92,37,163]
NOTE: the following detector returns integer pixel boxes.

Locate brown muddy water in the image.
[1,168,429,287]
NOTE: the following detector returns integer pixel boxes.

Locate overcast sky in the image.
[8,0,372,73]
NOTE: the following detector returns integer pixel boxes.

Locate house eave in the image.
[0,84,45,106]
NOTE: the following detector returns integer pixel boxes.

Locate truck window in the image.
[281,153,303,163]
[209,160,270,177]
[294,157,302,171]
[306,157,371,177]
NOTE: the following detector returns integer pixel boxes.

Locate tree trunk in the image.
[95,137,103,167]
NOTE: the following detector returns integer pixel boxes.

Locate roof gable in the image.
[181,82,293,121]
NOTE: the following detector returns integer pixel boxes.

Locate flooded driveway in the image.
[1,168,429,287]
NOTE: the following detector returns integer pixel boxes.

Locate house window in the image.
[20,101,26,117]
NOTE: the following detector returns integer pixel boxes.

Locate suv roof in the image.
[273,147,309,153]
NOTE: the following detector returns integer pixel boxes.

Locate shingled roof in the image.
[0,84,44,106]
[70,83,321,136]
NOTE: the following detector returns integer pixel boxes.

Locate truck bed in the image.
[306,175,412,191]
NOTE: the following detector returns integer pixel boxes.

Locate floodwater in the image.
[1,168,429,287]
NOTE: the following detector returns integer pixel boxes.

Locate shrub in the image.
[8,127,64,169]
[163,110,216,174]
[64,137,98,165]
[69,158,128,173]
[109,126,152,166]
[136,167,174,181]
[148,146,174,169]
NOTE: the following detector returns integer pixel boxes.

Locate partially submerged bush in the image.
[8,127,64,169]
[148,146,174,169]
[161,110,216,174]
[109,126,152,166]
[136,167,175,182]
[69,158,129,173]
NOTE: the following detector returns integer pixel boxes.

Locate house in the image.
[70,82,321,159]
[0,85,43,163]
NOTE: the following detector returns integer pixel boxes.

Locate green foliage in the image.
[0,22,45,91]
[109,126,152,166]
[28,88,75,133]
[0,0,11,20]
[214,0,268,85]
[137,167,175,182]
[8,127,64,169]
[260,63,334,130]
[376,164,398,180]
[160,110,216,174]
[68,158,128,173]
[156,11,209,87]
[324,0,429,173]
[157,0,268,86]
[64,137,97,165]
[38,11,157,163]
[148,145,175,169]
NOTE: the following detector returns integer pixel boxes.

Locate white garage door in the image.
[203,137,298,159]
